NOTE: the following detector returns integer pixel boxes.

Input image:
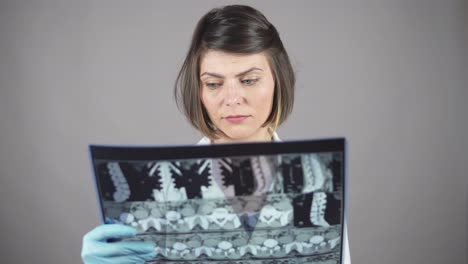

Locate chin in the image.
[222,129,254,141]
[226,133,253,141]
[224,128,267,142]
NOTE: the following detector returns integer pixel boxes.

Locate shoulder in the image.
[272,131,282,142]
[196,137,211,145]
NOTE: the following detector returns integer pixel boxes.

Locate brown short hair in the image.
[174,5,295,140]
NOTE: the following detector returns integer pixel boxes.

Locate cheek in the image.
[255,80,275,109]
[201,91,216,116]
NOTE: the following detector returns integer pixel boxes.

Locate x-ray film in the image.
[89,138,347,264]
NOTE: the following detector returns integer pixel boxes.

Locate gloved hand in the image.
[81,224,156,264]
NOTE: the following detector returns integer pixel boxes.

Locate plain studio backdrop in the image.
[0,0,467,263]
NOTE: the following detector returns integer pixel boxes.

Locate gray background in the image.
[0,0,467,263]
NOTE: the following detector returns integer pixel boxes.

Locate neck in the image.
[213,127,273,144]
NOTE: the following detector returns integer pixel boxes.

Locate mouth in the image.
[224,115,250,123]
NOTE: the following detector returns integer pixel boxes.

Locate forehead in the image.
[199,50,270,75]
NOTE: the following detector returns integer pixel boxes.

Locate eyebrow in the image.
[200,67,263,79]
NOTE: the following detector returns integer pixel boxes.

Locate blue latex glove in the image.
[81,224,156,264]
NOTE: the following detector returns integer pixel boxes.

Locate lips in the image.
[224,115,250,123]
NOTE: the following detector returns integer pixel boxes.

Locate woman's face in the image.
[199,50,275,143]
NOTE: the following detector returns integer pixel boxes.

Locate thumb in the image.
[83,224,138,242]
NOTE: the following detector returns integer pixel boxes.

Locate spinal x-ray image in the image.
[91,141,345,264]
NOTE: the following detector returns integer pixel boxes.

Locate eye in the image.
[206,82,222,89]
[241,79,259,85]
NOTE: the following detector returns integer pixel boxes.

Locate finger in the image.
[83,224,137,242]
[86,254,152,264]
[132,251,157,260]
[95,241,155,257]
[107,251,156,263]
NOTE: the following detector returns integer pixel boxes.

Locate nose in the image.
[224,81,242,106]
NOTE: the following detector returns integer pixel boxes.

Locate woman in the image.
[82,5,350,263]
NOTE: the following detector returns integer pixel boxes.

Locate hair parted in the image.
[174,4,295,140]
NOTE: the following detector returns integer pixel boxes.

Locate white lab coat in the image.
[197,132,351,264]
